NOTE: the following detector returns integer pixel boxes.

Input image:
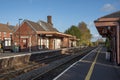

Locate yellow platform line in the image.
[85,48,101,80]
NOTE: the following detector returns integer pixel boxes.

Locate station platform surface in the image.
[0,49,60,59]
[54,46,120,80]
[0,52,28,59]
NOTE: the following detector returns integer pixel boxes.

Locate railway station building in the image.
[13,16,76,52]
[94,11,120,65]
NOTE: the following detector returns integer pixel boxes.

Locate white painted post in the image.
[106,52,110,60]
[29,36,31,52]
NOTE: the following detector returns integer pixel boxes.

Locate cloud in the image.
[101,3,116,12]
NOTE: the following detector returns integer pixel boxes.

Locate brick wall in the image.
[0,32,11,40]
[13,22,37,51]
[62,37,69,48]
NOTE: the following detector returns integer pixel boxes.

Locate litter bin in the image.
[16,46,19,52]
[13,45,19,52]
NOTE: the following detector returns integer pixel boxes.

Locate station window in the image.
[4,32,7,37]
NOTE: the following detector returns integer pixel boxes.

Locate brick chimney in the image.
[47,16,53,25]
[7,22,10,26]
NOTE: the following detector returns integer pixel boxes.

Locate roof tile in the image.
[25,20,58,32]
[101,10,120,18]
[0,23,13,32]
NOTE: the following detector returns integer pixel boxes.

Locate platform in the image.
[0,49,61,69]
[54,46,120,80]
[0,49,61,59]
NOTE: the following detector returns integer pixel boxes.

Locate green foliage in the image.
[64,25,81,39]
[78,22,92,46]
[64,25,81,46]
[64,21,92,46]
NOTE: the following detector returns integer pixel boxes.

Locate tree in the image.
[65,25,81,39]
[64,25,81,45]
[78,22,92,46]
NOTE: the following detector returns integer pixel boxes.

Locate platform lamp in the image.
[18,18,22,52]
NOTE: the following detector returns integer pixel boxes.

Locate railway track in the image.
[0,47,95,80]
[12,47,95,80]
[30,47,95,80]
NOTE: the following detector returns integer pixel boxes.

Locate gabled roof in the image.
[24,20,58,32]
[0,23,13,32]
[25,20,45,31]
[8,25,17,32]
[101,10,120,18]
[15,19,75,39]
[38,21,58,32]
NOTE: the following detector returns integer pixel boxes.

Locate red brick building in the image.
[13,16,76,52]
[0,23,15,50]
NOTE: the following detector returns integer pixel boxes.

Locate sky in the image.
[0,0,120,41]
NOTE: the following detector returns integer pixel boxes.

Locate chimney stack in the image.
[47,16,53,25]
[7,22,10,26]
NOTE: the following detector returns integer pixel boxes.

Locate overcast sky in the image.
[0,0,120,41]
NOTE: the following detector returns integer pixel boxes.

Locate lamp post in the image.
[18,18,22,52]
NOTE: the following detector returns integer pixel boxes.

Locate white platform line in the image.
[53,47,99,80]
[0,53,31,59]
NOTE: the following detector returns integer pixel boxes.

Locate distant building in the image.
[0,23,15,50]
[13,16,76,52]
